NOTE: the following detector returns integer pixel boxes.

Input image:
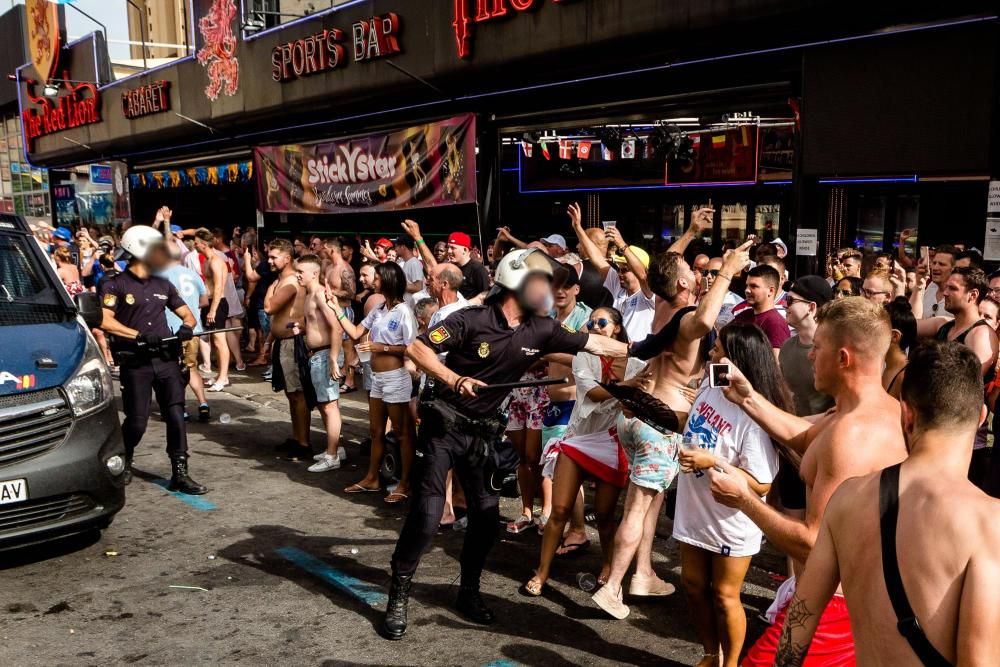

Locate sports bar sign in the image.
[254,115,476,214]
[271,13,401,83]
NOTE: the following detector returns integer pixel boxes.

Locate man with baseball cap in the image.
[447,231,490,300]
[539,233,568,258]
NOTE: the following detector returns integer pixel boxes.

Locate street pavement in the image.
[0,368,781,666]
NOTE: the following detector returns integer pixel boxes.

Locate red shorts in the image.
[742,595,856,667]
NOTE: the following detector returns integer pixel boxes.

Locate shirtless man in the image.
[707,297,908,665]
[194,228,234,390]
[590,203,752,619]
[776,341,1000,666]
[264,239,310,459]
[323,237,359,393]
[295,254,346,473]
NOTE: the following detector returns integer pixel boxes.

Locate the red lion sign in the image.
[197,0,239,101]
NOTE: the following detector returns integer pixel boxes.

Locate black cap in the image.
[786,275,833,306]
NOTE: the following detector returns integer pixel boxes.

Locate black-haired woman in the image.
[331,262,417,503]
[674,322,788,667]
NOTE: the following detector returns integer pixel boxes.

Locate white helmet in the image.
[486,248,553,303]
[119,225,166,262]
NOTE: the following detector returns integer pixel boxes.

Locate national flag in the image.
[711,134,727,148]
[521,141,532,158]
[540,141,551,160]
[601,144,614,161]
[691,134,701,149]
[577,141,592,159]
[621,137,636,159]
[558,140,573,160]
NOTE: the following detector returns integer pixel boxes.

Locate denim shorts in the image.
[258,308,271,338]
[309,349,340,404]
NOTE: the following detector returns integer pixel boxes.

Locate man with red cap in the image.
[447,231,490,300]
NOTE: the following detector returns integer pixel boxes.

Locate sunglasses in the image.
[705,269,720,277]
[785,295,812,307]
[860,288,889,297]
[586,318,611,330]
[836,289,855,297]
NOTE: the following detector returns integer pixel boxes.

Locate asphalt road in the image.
[0,370,780,666]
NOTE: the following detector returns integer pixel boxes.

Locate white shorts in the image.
[370,367,411,404]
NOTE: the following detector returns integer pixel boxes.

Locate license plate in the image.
[0,478,28,505]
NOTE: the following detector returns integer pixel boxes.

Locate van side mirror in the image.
[75,292,103,329]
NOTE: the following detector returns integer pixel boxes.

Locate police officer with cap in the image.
[98,225,207,495]
[381,247,629,640]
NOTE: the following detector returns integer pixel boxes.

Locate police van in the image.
[0,213,125,550]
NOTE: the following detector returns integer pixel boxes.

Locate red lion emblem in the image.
[197,0,239,101]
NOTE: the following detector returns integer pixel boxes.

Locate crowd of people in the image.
[32,205,1000,664]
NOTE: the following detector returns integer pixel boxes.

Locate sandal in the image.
[339,384,357,394]
[536,514,549,535]
[521,576,545,597]
[384,491,409,504]
[344,483,379,494]
[506,515,534,534]
[555,538,591,558]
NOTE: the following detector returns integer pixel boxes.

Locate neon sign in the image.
[452,0,577,59]
[21,74,101,152]
[121,80,171,119]
[271,14,400,84]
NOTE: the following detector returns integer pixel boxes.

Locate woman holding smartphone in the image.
[330,262,417,503]
[674,322,787,667]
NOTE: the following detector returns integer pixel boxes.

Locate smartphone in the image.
[709,363,731,388]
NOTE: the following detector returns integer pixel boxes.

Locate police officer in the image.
[382,248,629,640]
[98,226,207,495]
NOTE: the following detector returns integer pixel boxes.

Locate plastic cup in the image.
[576,572,597,592]
[357,348,372,364]
[219,413,232,424]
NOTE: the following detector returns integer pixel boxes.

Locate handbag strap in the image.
[879,464,952,667]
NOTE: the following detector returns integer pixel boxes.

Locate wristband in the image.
[717,273,734,281]
[454,376,467,393]
[415,238,426,246]
[337,312,347,321]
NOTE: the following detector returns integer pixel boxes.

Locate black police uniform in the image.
[384,303,589,637]
[98,269,194,478]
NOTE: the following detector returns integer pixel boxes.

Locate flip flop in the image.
[521,577,545,597]
[384,491,409,504]
[339,385,357,394]
[555,538,591,558]
[344,483,379,494]
[506,515,534,534]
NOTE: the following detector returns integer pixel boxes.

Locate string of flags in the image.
[520,125,752,163]
[129,161,253,190]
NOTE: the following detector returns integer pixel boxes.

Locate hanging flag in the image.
[643,140,656,160]
[540,141,551,160]
[558,140,573,160]
[521,141,533,158]
[621,137,636,159]
[739,125,751,147]
[711,134,727,148]
[691,134,701,150]
[577,141,592,160]
[601,144,614,161]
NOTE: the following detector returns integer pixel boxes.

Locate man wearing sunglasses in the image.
[861,271,894,306]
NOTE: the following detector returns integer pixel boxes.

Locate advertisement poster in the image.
[254,115,476,214]
[666,126,759,185]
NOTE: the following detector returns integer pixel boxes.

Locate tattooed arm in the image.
[775,498,843,666]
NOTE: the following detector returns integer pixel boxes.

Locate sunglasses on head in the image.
[586,318,611,330]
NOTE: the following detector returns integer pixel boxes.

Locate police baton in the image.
[473,377,569,393]
[160,326,243,343]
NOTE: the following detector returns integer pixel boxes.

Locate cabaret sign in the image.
[271,13,401,83]
[21,77,101,152]
[452,0,579,59]
[121,80,171,120]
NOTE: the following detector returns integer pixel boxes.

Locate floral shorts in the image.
[616,413,681,492]
[507,384,550,431]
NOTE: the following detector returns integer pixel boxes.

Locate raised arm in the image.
[667,207,713,255]
[605,226,648,285]
[569,202,611,277]
[401,219,438,270]
[677,239,752,342]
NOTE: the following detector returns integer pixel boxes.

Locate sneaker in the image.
[308,453,341,472]
[338,446,347,462]
[592,584,630,620]
[628,572,676,597]
[198,404,211,422]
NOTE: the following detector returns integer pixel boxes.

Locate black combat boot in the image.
[381,573,413,640]
[455,584,495,625]
[168,456,208,495]
[122,451,134,486]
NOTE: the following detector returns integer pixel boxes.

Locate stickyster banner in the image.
[254,115,476,214]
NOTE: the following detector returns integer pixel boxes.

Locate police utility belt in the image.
[420,380,518,480]
[111,337,181,367]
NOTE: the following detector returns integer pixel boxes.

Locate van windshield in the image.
[0,233,68,325]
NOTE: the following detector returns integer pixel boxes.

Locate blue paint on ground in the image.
[482,661,518,667]
[149,478,218,511]
[276,546,388,607]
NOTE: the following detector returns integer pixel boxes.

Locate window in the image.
[0,112,51,218]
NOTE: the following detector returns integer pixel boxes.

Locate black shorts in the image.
[201,298,230,330]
